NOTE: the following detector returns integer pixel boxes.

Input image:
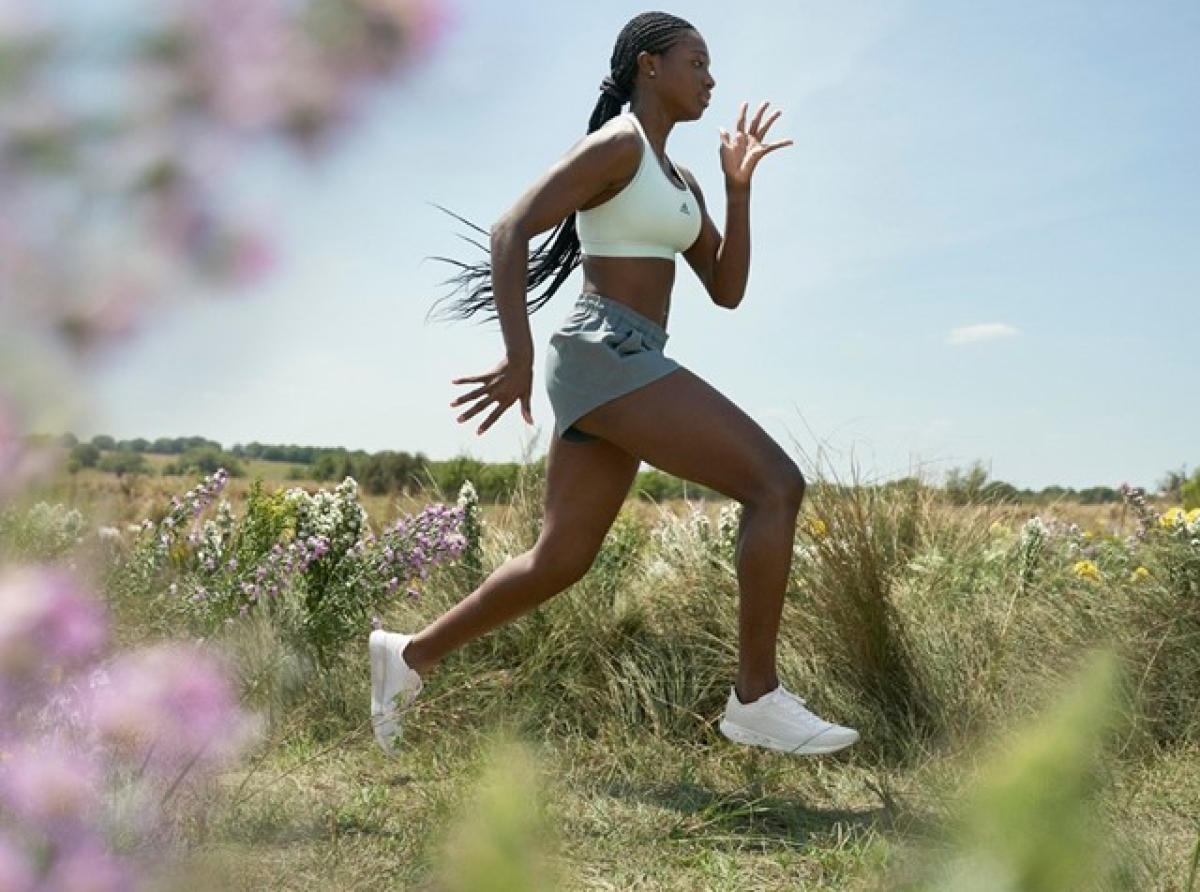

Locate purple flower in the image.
[38,840,136,892]
[0,833,35,892]
[90,644,251,773]
[0,567,107,687]
[0,742,102,835]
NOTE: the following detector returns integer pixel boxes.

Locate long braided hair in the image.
[431,11,695,322]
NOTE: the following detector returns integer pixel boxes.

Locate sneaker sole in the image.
[719,718,860,755]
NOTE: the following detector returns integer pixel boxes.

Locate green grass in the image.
[10,468,1199,890]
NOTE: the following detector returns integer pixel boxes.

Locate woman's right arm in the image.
[451,125,639,435]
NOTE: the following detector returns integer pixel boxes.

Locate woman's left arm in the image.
[683,101,792,309]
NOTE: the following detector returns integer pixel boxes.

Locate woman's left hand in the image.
[719,101,793,187]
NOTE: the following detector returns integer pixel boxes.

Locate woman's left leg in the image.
[574,367,805,703]
[575,367,860,754]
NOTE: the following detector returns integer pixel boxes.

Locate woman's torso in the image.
[576,113,700,327]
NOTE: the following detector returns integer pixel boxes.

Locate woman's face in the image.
[646,30,714,121]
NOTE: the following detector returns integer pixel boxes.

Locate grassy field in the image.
[4,466,1199,890]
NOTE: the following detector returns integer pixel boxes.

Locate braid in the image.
[432,11,695,323]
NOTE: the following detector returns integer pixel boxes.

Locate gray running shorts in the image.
[545,293,681,440]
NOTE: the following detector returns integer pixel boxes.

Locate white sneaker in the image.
[369,630,423,754]
[719,685,859,755]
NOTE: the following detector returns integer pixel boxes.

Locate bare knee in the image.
[742,458,806,520]
[527,536,599,591]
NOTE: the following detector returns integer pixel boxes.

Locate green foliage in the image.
[892,653,1127,891]
[943,461,991,505]
[68,441,100,471]
[29,461,1200,888]
[428,456,530,503]
[0,501,85,561]
[633,468,721,502]
[435,738,559,892]
[112,474,465,672]
[97,450,147,476]
[162,446,245,477]
[1183,468,1200,510]
[797,478,937,751]
[356,450,428,495]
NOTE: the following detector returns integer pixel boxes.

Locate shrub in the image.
[119,472,466,670]
[0,502,85,562]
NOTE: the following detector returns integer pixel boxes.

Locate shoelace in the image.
[767,688,825,722]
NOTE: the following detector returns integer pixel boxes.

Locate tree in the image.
[98,452,147,477]
[68,442,101,472]
[944,462,991,505]
[1158,466,1189,501]
[1183,469,1200,511]
[164,447,243,478]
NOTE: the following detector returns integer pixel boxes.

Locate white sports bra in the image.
[576,113,702,260]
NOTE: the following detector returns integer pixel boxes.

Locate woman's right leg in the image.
[400,432,641,676]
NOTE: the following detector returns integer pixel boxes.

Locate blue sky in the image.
[85,0,1200,491]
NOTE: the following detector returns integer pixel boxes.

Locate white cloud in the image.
[947,323,1020,345]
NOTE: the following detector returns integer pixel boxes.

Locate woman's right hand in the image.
[450,356,534,435]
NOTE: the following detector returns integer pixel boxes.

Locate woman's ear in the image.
[635,50,658,79]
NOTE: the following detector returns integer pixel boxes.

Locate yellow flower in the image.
[1187,508,1200,526]
[1130,566,1151,583]
[804,517,828,539]
[1159,507,1186,529]
[1072,560,1102,583]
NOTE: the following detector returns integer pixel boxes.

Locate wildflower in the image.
[0,833,35,892]
[804,516,828,539]
[1158,507,1186,530]
[90,644,252,773]
[38,841,134,892]
[1020,516,1047,545]
[717,502,741,550]
[0,568,107,683]
[1130,566,1151,583]
[1072,560,1102,583]
[0,743,101,833]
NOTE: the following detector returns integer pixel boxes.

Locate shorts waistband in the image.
[574,293,669,345]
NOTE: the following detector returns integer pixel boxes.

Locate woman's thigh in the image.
[537,432,642,562]
[573,368,800,503]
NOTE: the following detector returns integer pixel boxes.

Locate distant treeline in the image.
[46,434,722,503]
[43,434,1186,507]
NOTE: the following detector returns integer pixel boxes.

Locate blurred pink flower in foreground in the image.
[0,566,107,687]
[0,743,103,836]
[1,0,447,358]
[91,643,254,772]
[0,3,443,885]
[0,566,256,889]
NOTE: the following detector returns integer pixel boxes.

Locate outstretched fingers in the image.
[450,360,534,434]
[748,102,792,156]
[748,101,768,135]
